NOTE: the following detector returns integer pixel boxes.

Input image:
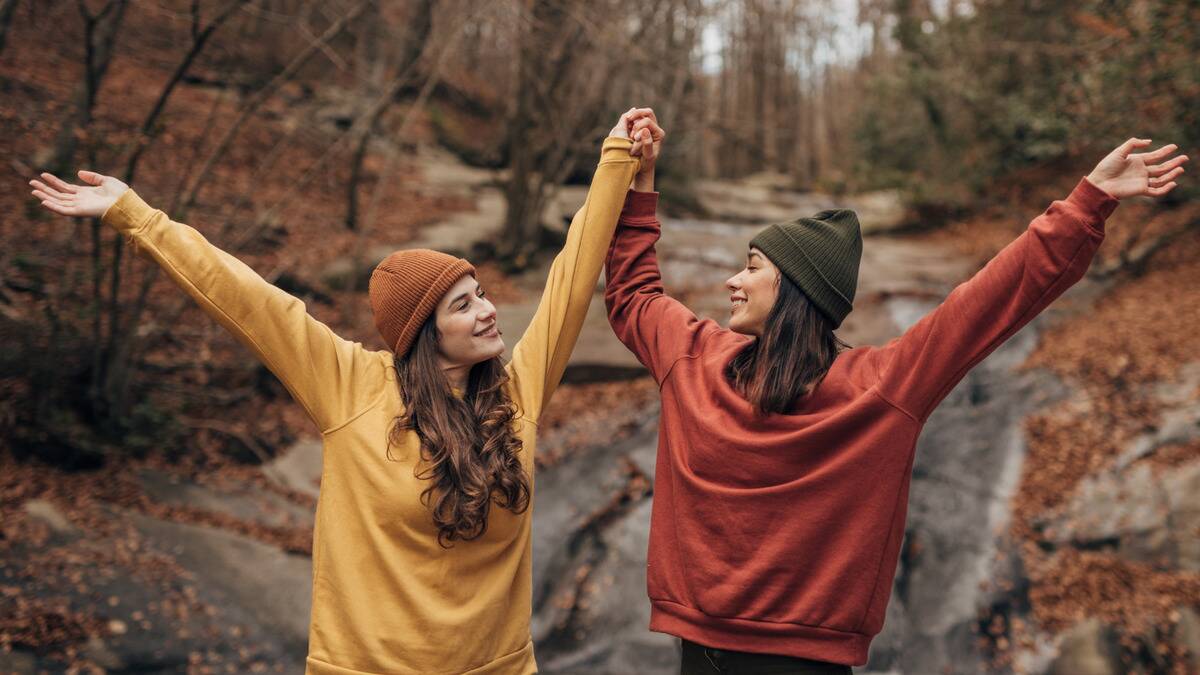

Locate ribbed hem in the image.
[1067,177,1120,229]
[621,190,659,222]
[649,599,870,667]
[101,188,156,235]
[305,639,535,674]
[600,135,639,168]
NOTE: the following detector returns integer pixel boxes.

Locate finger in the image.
[1133,143,1179,164]
[1117,137,1152,158]
[1150,167,1184,185]
[40,172,78,194]
[644,135,658,161]
[30,179,72,201]
[631,107,656,121]
[77,170,105,186]
[1146,182,1177,197]
[645,120,666,141]
[39,199,80,217]
[1148,154,1189,176]
[31,188,69,205]
[627,108,657,124]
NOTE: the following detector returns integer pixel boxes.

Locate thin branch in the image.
[174,0,372,219]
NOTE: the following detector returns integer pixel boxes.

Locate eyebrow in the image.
[747,251,763,262]
[448,283,481,308]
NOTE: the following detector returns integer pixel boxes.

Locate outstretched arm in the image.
[874,139,1187,422]
[31,171,382,433]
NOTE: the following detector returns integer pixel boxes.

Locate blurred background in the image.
[1,0,1198,672]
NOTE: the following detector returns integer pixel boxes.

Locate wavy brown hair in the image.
[389,317,529,547]
[726,272,851,415]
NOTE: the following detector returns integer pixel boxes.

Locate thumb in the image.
[1117,138,1152,158]
[78,170,104,186]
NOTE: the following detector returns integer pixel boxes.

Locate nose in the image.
[478,298,497,323]
[726,272,741,291]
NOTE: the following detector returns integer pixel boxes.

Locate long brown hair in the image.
[389,317,529,547]
[725,272,850,415]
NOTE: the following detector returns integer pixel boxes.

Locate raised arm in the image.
[504,111,647,420]
[603,191,714,384]
[874,138,1187,422]
[31,171,381,434]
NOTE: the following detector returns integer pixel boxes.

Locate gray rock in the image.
[137,468,314,529]
[1174,606,1200,673]
[1048,618,1122,675]
[263,438,324,500]
[22,498,78,536]
[1043,458,1200,570]
[127,512,312,655]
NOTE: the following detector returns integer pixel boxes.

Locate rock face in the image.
[867,307,1071,674]
[692,173,908,234]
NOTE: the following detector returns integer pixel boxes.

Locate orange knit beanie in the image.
[368,249,475,357]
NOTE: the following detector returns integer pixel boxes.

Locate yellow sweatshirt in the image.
[101,136,642,674]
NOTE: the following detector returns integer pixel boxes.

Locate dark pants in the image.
[680,639,853,675]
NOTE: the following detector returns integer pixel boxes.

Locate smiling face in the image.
[433,274,504,369]
[726,247,781,336]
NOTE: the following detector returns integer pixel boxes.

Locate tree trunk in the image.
[41,0,130,175]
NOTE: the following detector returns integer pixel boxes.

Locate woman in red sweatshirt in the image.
[607,112,1186,674]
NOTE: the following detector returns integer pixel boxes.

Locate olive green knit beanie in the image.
[749,209,862,328]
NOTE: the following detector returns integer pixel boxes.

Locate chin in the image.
[479,337,505,361]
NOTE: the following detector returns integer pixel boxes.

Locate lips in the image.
[475,324,500,338]
[730,295,747,313]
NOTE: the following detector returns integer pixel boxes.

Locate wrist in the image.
[1084,174,1118,200]
[632,169,655,192]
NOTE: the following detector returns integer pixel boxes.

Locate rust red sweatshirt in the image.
[603,179,1117,665]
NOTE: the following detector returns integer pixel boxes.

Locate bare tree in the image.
[40,0,130,174]
[345,0,434,231]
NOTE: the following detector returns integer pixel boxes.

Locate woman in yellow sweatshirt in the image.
[29,108,662,674]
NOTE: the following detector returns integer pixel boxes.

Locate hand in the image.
[1086,139,1187,199]
[30,170,129,219]
[628,108,665,178]
[609,108,639,140]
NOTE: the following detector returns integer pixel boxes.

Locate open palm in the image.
[30,170,129,219]
[1086,139,1188,199]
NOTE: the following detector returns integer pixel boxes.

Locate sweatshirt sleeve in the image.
[102,190,383,434]
[874,177,1118,422]
[604,190,716,384]
[505,136,641,421]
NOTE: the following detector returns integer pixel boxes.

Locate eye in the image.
[477,288,486,298]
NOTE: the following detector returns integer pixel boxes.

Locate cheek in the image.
[436,313,473,346]
[751,278,778,315]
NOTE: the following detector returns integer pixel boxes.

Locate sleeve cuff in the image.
[600,135,639,164]
[101,188,156,234]
[621,190,659,221]
[1068,177,1120,225]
